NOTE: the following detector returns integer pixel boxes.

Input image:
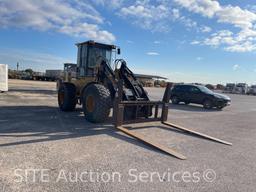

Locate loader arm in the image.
[114,60,153,120]
[119,61,150,101]
[97,59,150,103]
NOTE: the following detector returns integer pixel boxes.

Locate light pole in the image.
[17,62,19,71]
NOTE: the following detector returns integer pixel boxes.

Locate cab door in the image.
[189,86,203,104]
[77,44,102,77]
[77,44,88,77]
[174,85,191,103]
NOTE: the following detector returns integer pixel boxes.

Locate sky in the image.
[0,0,256,84]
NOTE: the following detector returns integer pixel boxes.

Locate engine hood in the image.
[213,93,231,100]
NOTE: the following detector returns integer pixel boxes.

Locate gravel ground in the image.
[0,79,256,192]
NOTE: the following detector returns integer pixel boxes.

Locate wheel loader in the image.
[57,40,152,123]
[57,40,232,160]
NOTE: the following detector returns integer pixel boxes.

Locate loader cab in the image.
[76,41,117,78]
[63,63,77,82]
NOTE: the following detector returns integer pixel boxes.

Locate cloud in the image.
[199,29,256,52]
[174,0,221,17]
[203,30,235,47]
[153,41,161,44]
[232,64,240,71]
[175,0,256,52]
[225,41,256,52]
[126,40,134,44]
[180,17,197,28]
[117,1,200,33]
[2,0,256,53]
[196,57,203,61]
[172,8,180,20]
[175,0,256,30]
[190,40,200,45]
[119,1,171,32]
[171,8,197,29]
[200,26,212,33]
[216,5,256,29]
[58,23,115,43]
[0,0,115,43]
[146,52,159,56]
[115,0,256,52]
[91,0,124,9]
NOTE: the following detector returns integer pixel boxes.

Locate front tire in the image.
[82,84,111,123]
[58,83,77,111]
[217,105,224,110]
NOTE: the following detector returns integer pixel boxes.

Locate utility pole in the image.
[17,62,19,71]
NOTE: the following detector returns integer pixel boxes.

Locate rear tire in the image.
[203,99,213,109]
[58,83,76,111]
[82,84,111,123]
[171,96,179,104]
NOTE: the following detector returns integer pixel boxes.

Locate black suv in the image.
[170,84,231,109]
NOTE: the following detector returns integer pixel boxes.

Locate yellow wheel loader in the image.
[57,40,232,160]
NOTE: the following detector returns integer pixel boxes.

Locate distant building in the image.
[205,84,215,90]
[216,84,225,90]
[134,74,167,87]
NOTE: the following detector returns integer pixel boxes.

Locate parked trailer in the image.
[233,83,249,94]
[31,70,63,81]
[0,64,8,92]
[223,83,235,93]
[45,70,63,81]
[248,85,256,95]
[32,75,56,81]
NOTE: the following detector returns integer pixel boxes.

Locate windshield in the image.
[88,47,112,67]
[198,86,214,94]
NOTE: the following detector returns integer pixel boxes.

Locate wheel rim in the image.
[86,95,95,112]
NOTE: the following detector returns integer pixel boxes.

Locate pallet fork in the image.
[113,81,232,160]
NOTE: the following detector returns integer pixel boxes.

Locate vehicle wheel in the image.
[58,83,77,111]
[203,99,213,109]
[217,105,224,110]
[171,96,179,104]
[82,84,111,123]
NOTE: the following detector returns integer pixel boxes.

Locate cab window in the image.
[88,47,112,68]
[189,86,200,93]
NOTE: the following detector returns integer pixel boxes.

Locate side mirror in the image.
[117,48,121,55]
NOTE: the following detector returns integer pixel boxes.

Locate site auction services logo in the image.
[13,168,217,184]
